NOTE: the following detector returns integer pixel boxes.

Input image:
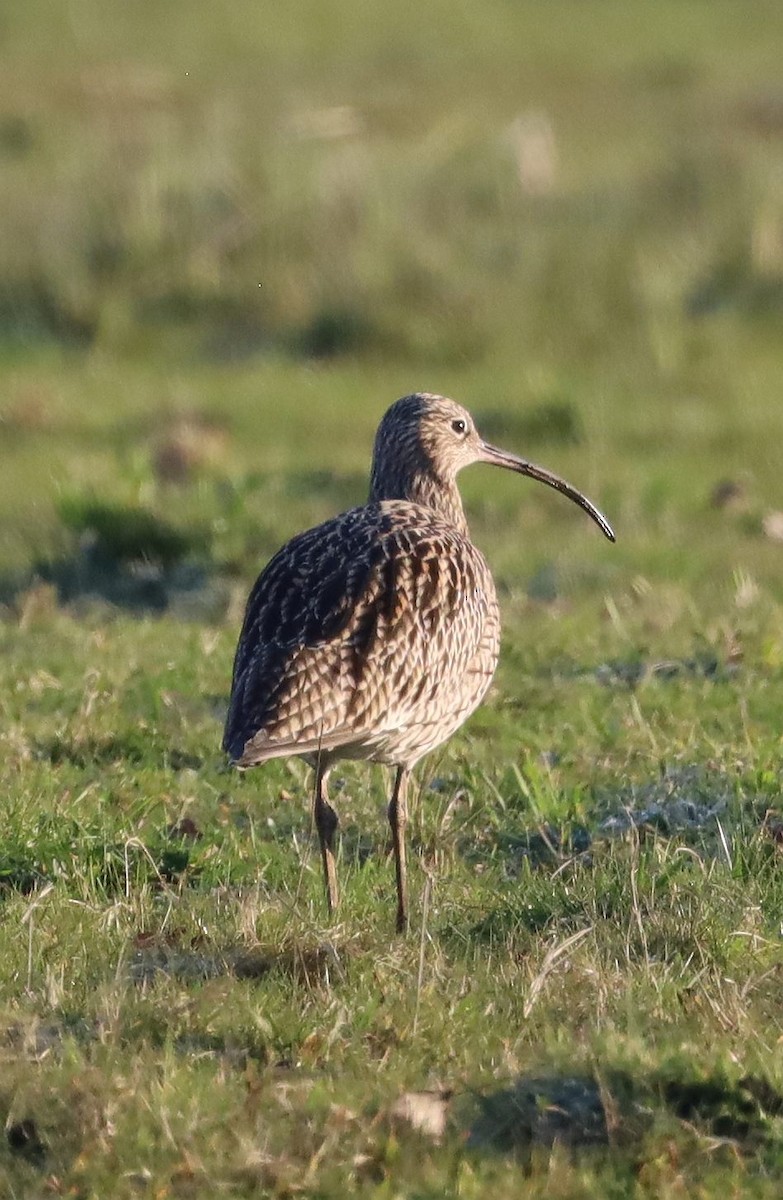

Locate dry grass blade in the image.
[523,927,593,1020]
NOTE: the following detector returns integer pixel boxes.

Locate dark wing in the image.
[222,502,490,766]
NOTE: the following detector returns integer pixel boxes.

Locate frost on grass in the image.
[490,766,745,878]
[595,765,734,840]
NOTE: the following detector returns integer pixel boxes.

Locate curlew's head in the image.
[369,392,615,541]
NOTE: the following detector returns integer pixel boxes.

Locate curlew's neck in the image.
[369,461,470,536]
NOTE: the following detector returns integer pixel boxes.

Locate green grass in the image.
[2,1,783,1195]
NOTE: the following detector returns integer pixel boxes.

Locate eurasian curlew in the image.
[223,393,615,931]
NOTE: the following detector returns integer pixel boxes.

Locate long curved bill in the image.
[479,442,616,542]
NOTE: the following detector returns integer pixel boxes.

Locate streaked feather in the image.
[224,498,499,768]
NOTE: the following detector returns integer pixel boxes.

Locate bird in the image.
[223,393,614,931]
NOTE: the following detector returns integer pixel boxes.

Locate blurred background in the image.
[1,0,783,618]
[3,8,783,1183]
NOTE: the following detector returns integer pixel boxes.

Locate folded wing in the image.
[223,501,491,767]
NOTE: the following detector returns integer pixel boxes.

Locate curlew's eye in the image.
[451,418,468,436]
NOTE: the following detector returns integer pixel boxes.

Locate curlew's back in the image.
[223,499,500,770]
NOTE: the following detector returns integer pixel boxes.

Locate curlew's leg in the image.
[314,764,339,914]
[388,765,410,934]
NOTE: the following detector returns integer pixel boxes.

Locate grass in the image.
[2,0,783,1195]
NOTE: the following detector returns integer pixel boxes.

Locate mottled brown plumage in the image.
[224,393,614,930]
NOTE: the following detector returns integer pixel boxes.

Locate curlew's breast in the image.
[224,500,501,769]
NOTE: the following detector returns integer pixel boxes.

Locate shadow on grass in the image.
[0,498,230,618]
[34,733,202,771]
[466,1074,610,1152]
[0,823,210,899]
[0,550,228,618]
[129,937,345,991]
[5,1118,47,1167]
[0,812,394,917]
[464,1067,783,1158]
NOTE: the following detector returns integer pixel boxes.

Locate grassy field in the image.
[2,1,783,1195]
